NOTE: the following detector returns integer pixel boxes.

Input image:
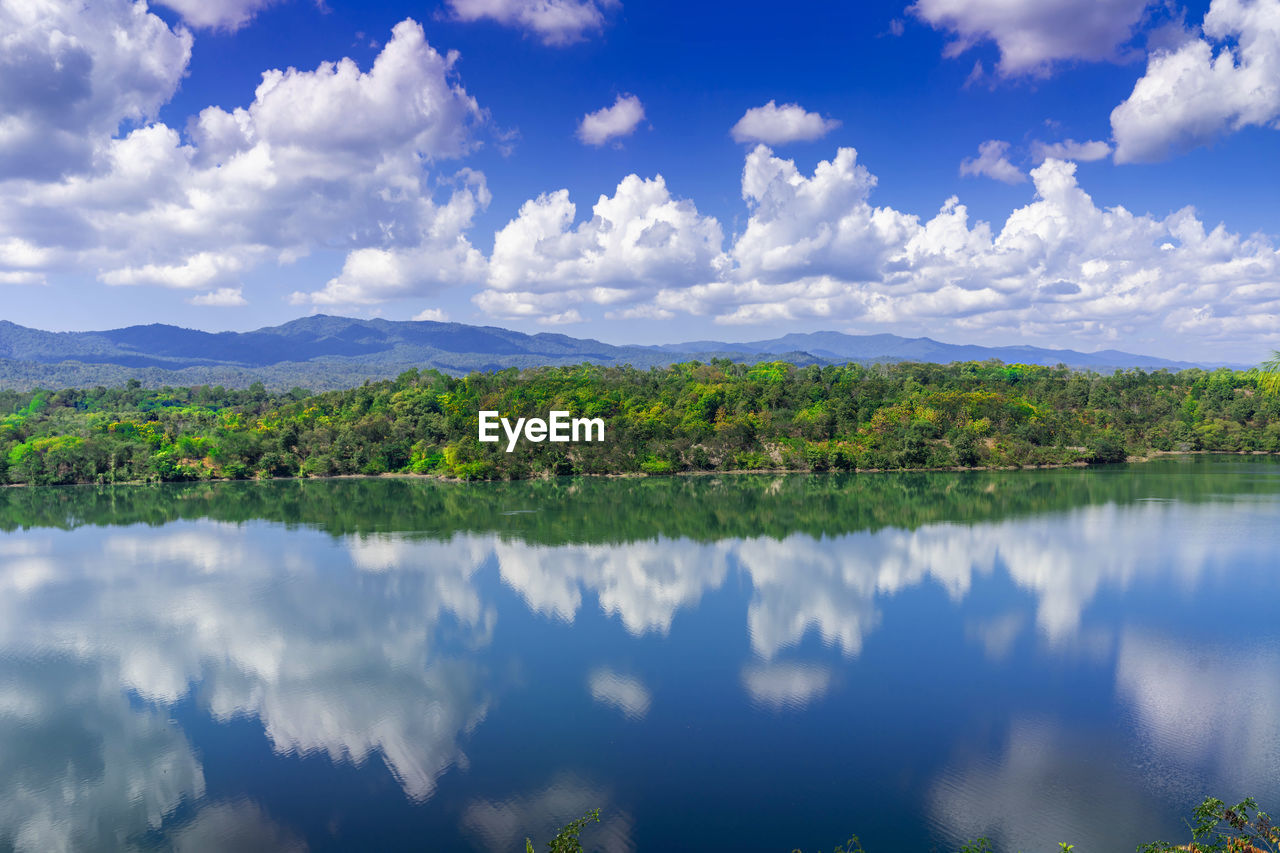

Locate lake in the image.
[1,457,1278,852]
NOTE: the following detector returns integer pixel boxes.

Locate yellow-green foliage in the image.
[2,359,1279,485]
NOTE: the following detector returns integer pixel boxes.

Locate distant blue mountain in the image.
[0,315,1230,390]
[650,330,1216,371]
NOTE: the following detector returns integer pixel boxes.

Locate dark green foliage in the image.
[1088,430,1129,463]
[0,360,1277,485]
[957,841,994,853]
[525,808,601,853]
[1138,797,1278,852]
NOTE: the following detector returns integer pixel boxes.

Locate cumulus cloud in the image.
[1030,138,1113,162]
[0,0,192,179]
[0,271,43,285]
[100,251,245,289]
[154,0,282,31]
[444,0,616,46]
[1111,0,1280,163]
[487,141,1279,356]
[730,144,915,284]
[730,100,841,145]
[577,94,645,146]
[537,308,585,324]
[478,174,724,320]
[0,237,51,269]
[0,11,487,307]
[304,170,491,305]
[0,236,50,284]
[910,0,1150,75]
[960,139,1027,183]
[189,287,248,307]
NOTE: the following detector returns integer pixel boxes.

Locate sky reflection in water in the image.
[0,458,1277,851]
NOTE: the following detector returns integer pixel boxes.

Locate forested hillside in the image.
[1,360,1277,486]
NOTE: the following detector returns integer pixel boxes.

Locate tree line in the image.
[2,359,1278,486]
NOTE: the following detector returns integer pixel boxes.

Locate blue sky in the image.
[2,0,1279,361]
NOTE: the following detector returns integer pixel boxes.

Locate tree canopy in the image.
[2,359,1278,486]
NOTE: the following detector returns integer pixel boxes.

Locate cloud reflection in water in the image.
[0,486,1274,849]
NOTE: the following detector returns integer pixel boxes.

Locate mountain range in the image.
[0,315,1228,391]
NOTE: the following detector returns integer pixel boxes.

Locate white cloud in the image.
[305,171,491,305]
[413,307,450,321]
[604,304,673,320]
[538,309,584,324]
[0,14,489,306]
[0,237,52,269]
[100,251,245,289]
[494,146,1275,357]
[478,173,723,319]
[1030,138,1113,162]
[0,0,192,179]
[729,144,916,285]
[910,0,1150,76]
[231,23,480,162]
[154,0,281,31]
[444,0,616,46]
[577,94,645,146]
[0,271,44,285]
[189,287,248,306]
[730,100,841,145]
[960,139,1027,183]
[1111,0,1280,163]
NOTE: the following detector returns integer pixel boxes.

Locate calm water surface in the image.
[1,457,1278,852]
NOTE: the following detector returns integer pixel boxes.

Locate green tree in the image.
[1259,351,1280,395]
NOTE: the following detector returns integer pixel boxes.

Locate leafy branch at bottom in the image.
[525,796,1276,852]
[1139,797,1278,853]
[526,808,601,853]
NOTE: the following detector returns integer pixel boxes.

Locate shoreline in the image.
[3,449,1275,490]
